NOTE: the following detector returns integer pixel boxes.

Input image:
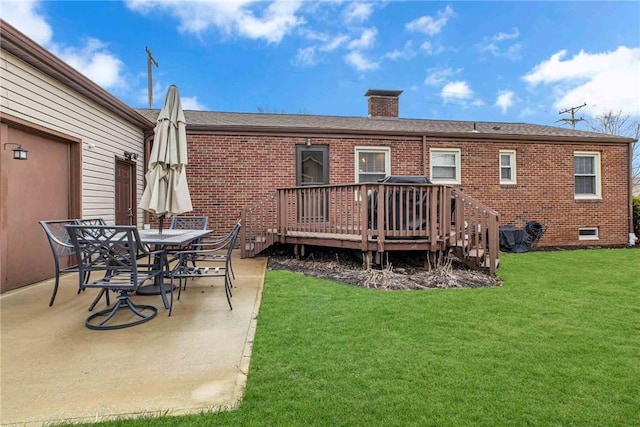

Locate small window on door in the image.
[297,145,329,186]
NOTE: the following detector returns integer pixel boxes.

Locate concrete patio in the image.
[0,252,268,426]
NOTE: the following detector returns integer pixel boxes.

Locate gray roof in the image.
[136,109,634,143]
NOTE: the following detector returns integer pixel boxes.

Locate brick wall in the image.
[184,132,631,247]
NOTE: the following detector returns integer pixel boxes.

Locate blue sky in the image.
[2,1,639,131]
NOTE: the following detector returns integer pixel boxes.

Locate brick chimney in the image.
[365,89,403,118]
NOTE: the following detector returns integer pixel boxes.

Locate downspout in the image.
[143,133,154,225]
[422,135,427,177]
[628,141,638,246]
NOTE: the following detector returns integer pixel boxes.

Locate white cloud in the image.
[0,0,52,45]
[523,46,640,116]
[347,27,377,50]
[293,46,317,67]
[420,41,445,55]
[441,81,473,101]
[344,51,379,71]
[440,80,484,107]
[480,28,521,60]
[424,67,461,86]
[125,0,305,44]
[320,35,349,52]
[383,41,416,61]
[405,5,455,36]
[181,96,206,111]
[343,2,373,23]
[495,90,515,113]
[49,39,126,89]
[2,0,128,90]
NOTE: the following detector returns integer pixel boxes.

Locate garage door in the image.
[1,127,72,292]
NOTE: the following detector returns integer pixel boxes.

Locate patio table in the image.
[136,228,212,308]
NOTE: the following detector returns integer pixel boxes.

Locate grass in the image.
[86,248,639,427]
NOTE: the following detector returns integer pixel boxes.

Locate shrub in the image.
[634,196,640,245]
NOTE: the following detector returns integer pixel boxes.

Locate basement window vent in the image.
[578,227,599,240]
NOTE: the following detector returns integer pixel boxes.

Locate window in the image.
[430,148,461,184]
[578,227,599,240]
[355,147,390,183]
[499,150,516,184]
[574,152,601,199]
[297,145,328,186]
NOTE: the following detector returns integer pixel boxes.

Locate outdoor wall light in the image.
[305,137,312,146]
[123,151,138,161]
[3,143,28,160]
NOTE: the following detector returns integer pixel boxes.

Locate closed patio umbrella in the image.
[140,85,192,232]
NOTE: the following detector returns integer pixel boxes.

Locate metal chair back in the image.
[75,218,107,226]
[66,225,145,291]
[39,220,80,306]
[170,216,209,230]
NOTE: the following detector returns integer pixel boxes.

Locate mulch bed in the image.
[267,245,503,290]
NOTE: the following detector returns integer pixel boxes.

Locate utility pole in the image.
[145,47,159,109]
[557,103,586,129]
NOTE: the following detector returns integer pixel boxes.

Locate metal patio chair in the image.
[193,220,241,281]
[169,221,241,310]
[66,225,171,330]
[39,220,108,309]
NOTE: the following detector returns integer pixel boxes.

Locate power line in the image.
[557,103,586,129]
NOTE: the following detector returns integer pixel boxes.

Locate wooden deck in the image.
[241,183,500,274]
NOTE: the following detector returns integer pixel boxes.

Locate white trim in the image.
[499,149,517,185]
[574,151,601,200]
[578,227,599,240]
[430,148,461,185]
[355,146,391,183]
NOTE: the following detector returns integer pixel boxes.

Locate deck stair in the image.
[241,183,500,275]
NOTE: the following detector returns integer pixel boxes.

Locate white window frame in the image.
[578,227,599,240]
[355,146,391,183]
[430,148,461,185]
[499,149,517,185]
[574,151,601,200]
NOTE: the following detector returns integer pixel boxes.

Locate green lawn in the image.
[89,248,639,427]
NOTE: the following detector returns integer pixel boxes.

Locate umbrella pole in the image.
[159,215,164,234]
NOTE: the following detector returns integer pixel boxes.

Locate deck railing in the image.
[241,183,500,274]
[450,188,500,274]
[240,192,277,259]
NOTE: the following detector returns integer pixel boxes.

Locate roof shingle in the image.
[136,109,634,142]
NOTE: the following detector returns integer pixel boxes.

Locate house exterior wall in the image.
[1,50,146,224]
[186,132,630,247]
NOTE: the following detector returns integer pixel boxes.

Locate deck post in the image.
[278,190,287,244]
[241,208,247,258]
[429,187,438,252]
[376,183,385,253]
[360,184,369,252]
[488,213,500,275]
[442,187,452,249]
